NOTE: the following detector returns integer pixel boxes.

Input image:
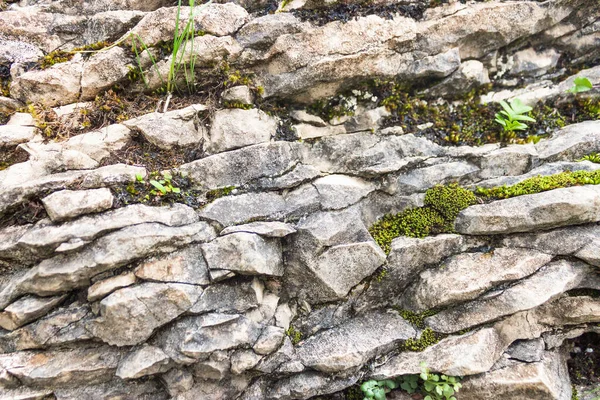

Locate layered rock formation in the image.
[0,0,599,399]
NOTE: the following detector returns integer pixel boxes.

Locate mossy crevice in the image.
[369,184,478,253]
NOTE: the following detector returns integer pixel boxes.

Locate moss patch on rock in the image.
[369,184,478,253]
[401,327,443,352]
[476,170,600,200]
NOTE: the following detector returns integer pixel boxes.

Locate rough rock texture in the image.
[1,0,599,398]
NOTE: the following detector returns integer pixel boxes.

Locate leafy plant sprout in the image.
[494,98,536,139]
[569,76,594,94]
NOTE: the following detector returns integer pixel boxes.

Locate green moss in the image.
[307,96,356,122]
[206,186,236,201]
[223,101,253,110]
[394,308,437,329]
[424,183,479,224]
[286,326,302,345]
[39,41,111,69]
[572,385,579,400]
[401,328,441,352]
[476,170,600,199]
[374,267,388,283]
[579,153,600,163]
[369,207,445,254]
[370,184,477,254]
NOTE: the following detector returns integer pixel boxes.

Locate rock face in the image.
[1,0,599,399]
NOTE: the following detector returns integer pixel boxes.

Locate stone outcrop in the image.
[1,0,599,399]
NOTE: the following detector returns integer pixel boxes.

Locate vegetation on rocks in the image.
[39,41,112,69]
[370,184,478,253]
[401,328,442,352]
[476,170,600,200]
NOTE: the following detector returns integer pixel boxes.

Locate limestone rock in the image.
[87,272,137,302]
[198,192,287,227]
[296,311,416,373]
[236,13,305,49]
[536,120,600,162]
[459,350,571,400]
[395,161,480,194]
[253,326,285,355]
[220,221,296,238]
[0,346,123,388]
[231,350,263,374]
[0,221,215,309]
[88,282,203,346]
[425,260,591,333]
[80,46,132,100]
[123,105,207,149]
[0,125,37,148]
[0,294,67,331]
[207,108,277,154]
[116,345,171,380]
[478,143,537,179]
[289,110,327,127]
[253,164,321,190]
[457,185,600,235]
[222,85,254,104]
[134,245,210,285]
[313,174,376,210]
[177,142,301,192]
[293,123,346,140]
[372,328,506,379]
[510,48,561,78]
[52,378,169,400]
[426,60,490,97]
[401,248,553,311]
[202,232,284,276]
[506,338,545,363]
[190,278,262,314]
[41,188,114,222]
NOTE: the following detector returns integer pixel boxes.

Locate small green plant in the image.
[360,379,399,400]
[494,98,536,137]
[569,76,594,94]
[578,153,600,163]
[360,363,462,400]
[138,172,181,195]
[286,326,302,345]
[400,362,462,400]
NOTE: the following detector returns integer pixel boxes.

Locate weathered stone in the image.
[505,338,545,363]
[221,85,254,104]
[0,164,146,217]
[207,108,277,154]
[345,106,391,133]
[220,221,296,238]
[87,272,137,302]
[190,278,262,314]
[252,164,321,190]
[116,345,171,380]
[0,303,92,353]
[202,232,283,276]
[161,368,194,397]
[134,245,209,285]
[536,120,600,162]
[372,328,506,379]
[426,60,490,97]
[0,221,215,309]
[236,13,305,49]
[289,110,327,127]
[303,133,442,176]
[395,161,480,194]
[80,46,131,100]
[401,248,553,311]
[0,294,67,331]
[0,346,123,388]
[510,48,561,77]
[192,351,231,380]
[313,175,376,210]
[296,311,416,373]
[123,105,207,149]
[459,350,571,400]
[88,282,203,346]
[358,234,483,311]
[159,314,262,362]
[425,260,591,333]
[231,350,263,375]
[1,203,199,263]
[10,56,84,106]
[478,143,537,179]
[198,192,287,227]
[293,123,345,140]
[455,185,600,235]
[0,125,37,148]
[177,142,301,192]
[52,379,169,400]
[254,326,285,355]
[41,188,114,222]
